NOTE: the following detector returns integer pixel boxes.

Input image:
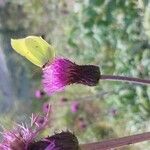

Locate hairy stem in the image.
[100,75,150,85]
[80,132,150,150]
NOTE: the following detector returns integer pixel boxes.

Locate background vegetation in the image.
[0,0,150,149]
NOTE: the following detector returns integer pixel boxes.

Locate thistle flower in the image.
[42,102,51,113]
[71,101,80,113]
[78,117,87,129]
[0,104,79,150]
[42,58,100,95]
[28,131,79,150]
[34,89,45,99]
[0,104,51,150]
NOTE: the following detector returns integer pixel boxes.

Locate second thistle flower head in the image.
[42,58,100,95]
[0,104,52,150]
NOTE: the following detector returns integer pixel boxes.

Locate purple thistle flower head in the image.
[35,89,45,99]
[71,101,80,113]
[42,102,51,113]
[0,104,52,150]
[42,58,100,95]
[28,131,79,150]
[78,117,87,129]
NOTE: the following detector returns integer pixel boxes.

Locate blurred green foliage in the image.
[0,0,150,149]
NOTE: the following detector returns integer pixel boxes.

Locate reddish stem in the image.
[100,75,150,85]
[80,132,150,150]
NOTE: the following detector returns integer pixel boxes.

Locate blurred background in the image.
[0,0,150,149]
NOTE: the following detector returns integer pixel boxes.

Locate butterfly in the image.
[11,36,55,67]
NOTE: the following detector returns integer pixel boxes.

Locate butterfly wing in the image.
[11,36,55,67]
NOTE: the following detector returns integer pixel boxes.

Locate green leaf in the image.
[11,36,55,67]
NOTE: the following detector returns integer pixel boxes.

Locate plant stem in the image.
[100,75,150,85]
[80,132,150,150]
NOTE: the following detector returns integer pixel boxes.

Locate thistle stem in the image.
[80,132,150,150]
[100,75,150,85]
